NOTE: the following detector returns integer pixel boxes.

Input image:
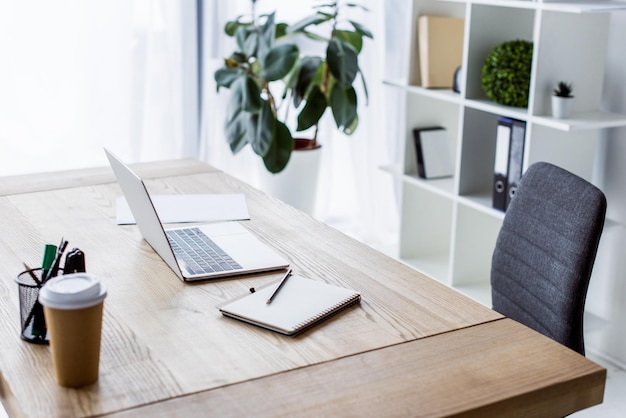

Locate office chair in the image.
[491,162,607,355]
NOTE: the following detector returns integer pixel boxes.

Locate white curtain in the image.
[200,0,402,250]
[0,0,405,252]
[0,0,195,175]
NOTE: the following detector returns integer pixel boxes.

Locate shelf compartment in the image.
[532,11,610,116]
[403,94,461,180]
[404,174,456,198]
[399,183,454,283]
[457,107,500,199]
[458,193,506,219]
[407,0,467,88]
[526,124,598,181]
[450,203,502,287]
[464,4,535,101]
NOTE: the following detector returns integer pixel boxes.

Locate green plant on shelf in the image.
[481,39,533,108]
[553,81,574,98]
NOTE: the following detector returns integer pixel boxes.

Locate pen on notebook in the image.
[266,268,292,305]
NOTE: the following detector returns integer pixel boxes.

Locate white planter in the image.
[257,144,322,215]
[551,96,575,119]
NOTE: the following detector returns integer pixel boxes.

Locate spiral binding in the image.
[291,294,361,335]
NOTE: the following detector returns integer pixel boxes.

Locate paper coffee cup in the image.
[39,273,107,387]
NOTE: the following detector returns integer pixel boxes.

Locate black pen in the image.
[266,269,292,305]
[43,239,68,283]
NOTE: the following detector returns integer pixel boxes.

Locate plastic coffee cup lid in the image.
[39,273,107,310]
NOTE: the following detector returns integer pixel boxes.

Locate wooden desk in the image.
[0,160,605,417]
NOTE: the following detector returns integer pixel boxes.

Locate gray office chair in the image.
[491,162,606,355]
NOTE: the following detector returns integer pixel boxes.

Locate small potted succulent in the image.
[551,81,574,119]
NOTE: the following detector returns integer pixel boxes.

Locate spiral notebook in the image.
[219,275,361,336]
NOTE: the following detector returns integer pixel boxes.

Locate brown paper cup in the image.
[43,302,103,387]
[39,273,107,388]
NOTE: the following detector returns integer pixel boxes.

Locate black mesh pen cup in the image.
[16,268,49,344]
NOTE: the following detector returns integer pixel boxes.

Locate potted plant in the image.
[551,81,574,119]
[213,0,372,176]
[481,39,533,108]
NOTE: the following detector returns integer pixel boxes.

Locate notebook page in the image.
[219,275,360,335]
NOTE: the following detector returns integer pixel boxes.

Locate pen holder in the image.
[16,268,56,344]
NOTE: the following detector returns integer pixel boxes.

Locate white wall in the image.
[586,11,626,367]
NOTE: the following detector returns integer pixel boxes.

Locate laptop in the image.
[104,148,289,281]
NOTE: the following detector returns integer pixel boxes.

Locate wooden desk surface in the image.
[0,160,605,417]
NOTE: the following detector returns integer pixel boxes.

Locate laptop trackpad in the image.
[200,224,286,269]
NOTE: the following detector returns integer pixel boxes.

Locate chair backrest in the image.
[491,162,606,355]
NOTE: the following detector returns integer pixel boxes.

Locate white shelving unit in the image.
[384,0,626,306]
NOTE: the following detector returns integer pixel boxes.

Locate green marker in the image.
[29,243,56,338]
[41,244,57,282]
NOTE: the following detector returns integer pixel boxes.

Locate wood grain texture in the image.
[102,319,605,418]
[0,159,216,197]
[0,162,604,417]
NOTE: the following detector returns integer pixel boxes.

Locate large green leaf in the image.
[226,112,249,154]
[249,101,275,157]
[224,16,251,37]
[349,20,373,39]
[330,84,357,130]
[327,39,358,86]
[224,77,249,153]
[286,13,332,34]
[235,26,247,54]
[262,44,299,81]
[334,30,363,54]
[297,85,327,131]
[257,12,275,63]
[263,121,293,173]
[292,56,322,108]
[242,76,262,113]
[226,76,245,122]
[243,29,258,58]
[214,67,241,91]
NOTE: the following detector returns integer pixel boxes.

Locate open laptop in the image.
[104,148,289,281]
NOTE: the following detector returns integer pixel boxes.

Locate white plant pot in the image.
[257,144,322,215]
[551,96,575,119]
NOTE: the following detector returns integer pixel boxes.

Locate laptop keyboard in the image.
[166,227,242,275]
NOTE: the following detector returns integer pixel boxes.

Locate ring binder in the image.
[492,116,526,212]
[493,117,512,211]
[506,119,526,208]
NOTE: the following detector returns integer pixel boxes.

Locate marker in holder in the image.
[15,267,59,344]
